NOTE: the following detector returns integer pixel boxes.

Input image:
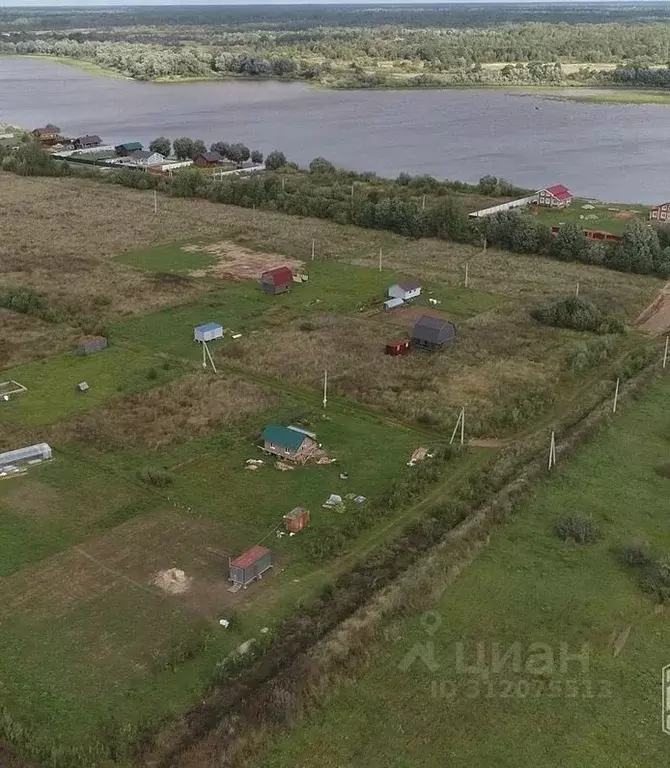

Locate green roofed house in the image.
[115,141,143,157]
[261,425,318,464]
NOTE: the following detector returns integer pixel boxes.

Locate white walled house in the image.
[537,184,573,208]
[388,281,421,301]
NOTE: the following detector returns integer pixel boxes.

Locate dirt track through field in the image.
[184,241,303,280]
[635,280,670,334]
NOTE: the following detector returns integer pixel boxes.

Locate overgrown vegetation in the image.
[2,141,669,279]
[531,296,625,334]
[5,5,670,90]
[566,337,617,372]
[555,514,601,544]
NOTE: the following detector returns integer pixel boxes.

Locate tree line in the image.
[2,141,668,279]
[147,136,265,164]
[5,21,670,86]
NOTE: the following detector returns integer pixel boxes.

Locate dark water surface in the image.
[1,57,668,203]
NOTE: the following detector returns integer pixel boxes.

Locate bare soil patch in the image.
[0,510,251,622]
[613,210,636,220]
[49,373,279,450]
[184,240,303,280]
[2,479,60,519]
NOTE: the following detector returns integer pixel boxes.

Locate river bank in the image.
[5,53,670,105]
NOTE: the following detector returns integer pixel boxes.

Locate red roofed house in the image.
[537,184,573,209]
[260,266,293,295]
[650,202,670,223]
[229,545,274,588]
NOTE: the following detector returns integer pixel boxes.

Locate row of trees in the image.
[147,136,265,163]
[2,142,668,278]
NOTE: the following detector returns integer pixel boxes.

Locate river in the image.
[1,56,668,203]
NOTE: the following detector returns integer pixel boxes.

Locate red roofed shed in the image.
[261,266,293,295]
[229,545,274,588]
[538,184,573,208]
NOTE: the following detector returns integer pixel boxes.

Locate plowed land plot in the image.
[185,241,304,280]
[0,510,252,623]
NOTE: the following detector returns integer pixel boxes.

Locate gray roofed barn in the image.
[411,315,456,351]
[73,135,102,149]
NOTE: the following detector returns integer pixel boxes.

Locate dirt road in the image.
[635,280,670,335]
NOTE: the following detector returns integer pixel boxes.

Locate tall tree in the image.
[211,141,230,158]
[265,150,287,170]
[149,136,171,156]
[173,137,194,160]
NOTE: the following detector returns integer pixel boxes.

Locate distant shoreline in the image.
[5,54,670,106]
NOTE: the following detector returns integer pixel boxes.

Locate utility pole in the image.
[548,431,557,470]
[575,282,580,298]
[322,368,328,409]
[422,194,426,212]
[612,378,620,413]
[464,262,469,288]
[378,247,383,272]
[153,189,158,215]
[311,239,315,261]
[664,335,669,369]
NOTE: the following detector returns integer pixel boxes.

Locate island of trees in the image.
[2,4,670,90]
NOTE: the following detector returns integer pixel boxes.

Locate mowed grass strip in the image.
[260,375,670,768]
[534,198,650,236]
[116,239,219,274]
[0,345,183,428]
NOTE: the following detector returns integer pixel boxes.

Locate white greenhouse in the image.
[0,443,52,472]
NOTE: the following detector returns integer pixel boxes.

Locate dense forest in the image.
[3,4,670,87]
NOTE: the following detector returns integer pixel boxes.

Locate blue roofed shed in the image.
[194,322,223,343]
[262,424,318,463]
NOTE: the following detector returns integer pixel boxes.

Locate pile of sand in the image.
[153,568,192,594]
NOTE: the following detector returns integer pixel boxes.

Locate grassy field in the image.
[261,375,670,768]
[0,173,664,763]
[534,198,650,236]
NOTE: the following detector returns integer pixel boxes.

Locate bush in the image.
[620,538,651,566]
[265,150,287,170]
[555,515,601,544]
[139,467,174,487]
[565,336,617,372]
[531,296,625,334]
[641,557,670,602]
[654,461,670,479]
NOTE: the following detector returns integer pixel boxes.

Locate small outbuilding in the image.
[194,323,223,343]
[284,507,310,534]
[411,315,456,352]
[229,545,274,588]
[262,424,318,464]
[193,152,225,167]
[388,281,421,301]
[261,267,293,295]
[384,297,405,311]
[73,135,102,150]
[75,381,89,393]
[385,339,411,356]
[77,336,108,356]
